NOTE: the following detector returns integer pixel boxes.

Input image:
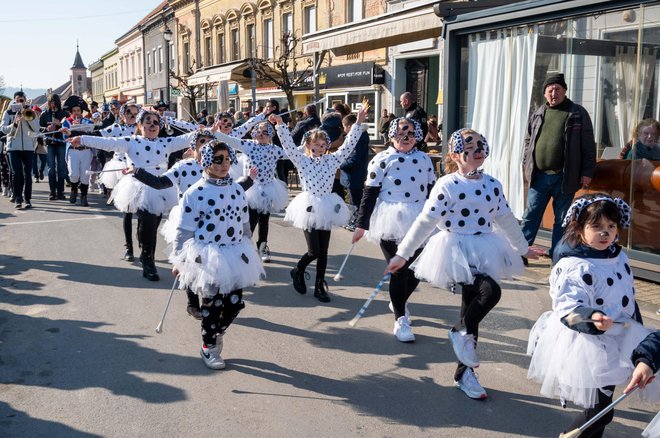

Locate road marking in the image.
[2,215,106,226]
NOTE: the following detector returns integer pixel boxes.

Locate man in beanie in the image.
[520,72,596,261]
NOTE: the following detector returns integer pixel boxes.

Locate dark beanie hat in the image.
[543,73,567,91]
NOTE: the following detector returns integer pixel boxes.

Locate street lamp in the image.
[163,26,173,111]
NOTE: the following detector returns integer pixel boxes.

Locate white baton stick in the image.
[155,276,179,334]
[333,243,356,282]
[349,274,391,327]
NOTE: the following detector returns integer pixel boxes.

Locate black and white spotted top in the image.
[162,158,203,198]
[275,123,363,197]
[213,132,285,185]
[99,123,136,164]
[365,147,436,203]
[550,252,636,322]
[423,172,510,234]
[80,132,196,176]
[229,113,266,139]
[178,176,249,247]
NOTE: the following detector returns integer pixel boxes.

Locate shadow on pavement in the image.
[0,401,102,438]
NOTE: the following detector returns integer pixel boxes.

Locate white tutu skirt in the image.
[99,158,126,189]
[245,179,289,214]
[411,231,523,287]
[229,154,246,180]
[284,192,350,231]
[110,175,178,215]
[527,311,660,408]
[170,239,265,297]
[366,201,424,244]
[160,204,181,244]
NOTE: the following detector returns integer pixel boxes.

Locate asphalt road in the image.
[1,185,658,437]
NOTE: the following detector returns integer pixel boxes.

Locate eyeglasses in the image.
[211,155,226,165]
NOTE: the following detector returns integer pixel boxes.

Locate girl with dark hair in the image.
[171,141,264,369]
[67,110,196,281]
[387,128,539,399]
[269,104,368,303]
[528,193,658,437]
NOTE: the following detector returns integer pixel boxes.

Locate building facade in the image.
[101,48,120,102]
[89,59,105,104]
[142,2,177,109]
[116,26,145,104]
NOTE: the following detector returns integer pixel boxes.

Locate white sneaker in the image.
[259,242,271,263]
[454,368,487,399]
[2,187,8,197]
[393,316,415,343]
[389,301,412,324]
[200,342,226,370]
[448,329,480,368]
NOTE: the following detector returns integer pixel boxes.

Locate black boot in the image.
[69,182,79,204]
[186,289,202,320]
[123,244,134,262]
[290,266,308,294]
[140,247,159,281]
[80,184,89,206]
[314,279,331,303]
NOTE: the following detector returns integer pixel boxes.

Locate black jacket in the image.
[631,331,659,373]
[522,98,596,195]
[290,115,321,146]
[39,109,67,145]
[404,102,428,139]
[340,130,370,189]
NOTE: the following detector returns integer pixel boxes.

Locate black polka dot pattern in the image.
[163,159,204,198]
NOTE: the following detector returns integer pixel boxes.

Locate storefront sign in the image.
[228,83,238,95]
[320,62,382,88]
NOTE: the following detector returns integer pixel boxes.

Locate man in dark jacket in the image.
[290,104,321,145]
[400,92,428,151]
[520,73,596,258]
[340,113,370,230]
[39,93,68,200]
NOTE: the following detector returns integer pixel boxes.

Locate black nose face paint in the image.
[475,140,484,154]
[463,151,470,160]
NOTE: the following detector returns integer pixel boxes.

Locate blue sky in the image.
[1,1,162,89]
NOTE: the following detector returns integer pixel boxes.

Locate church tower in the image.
[71,43,87,96]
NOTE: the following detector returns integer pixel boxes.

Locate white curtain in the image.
[466,27,538,218]
[605,46,658,149]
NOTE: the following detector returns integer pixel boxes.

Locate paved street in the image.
[1,185,658,437]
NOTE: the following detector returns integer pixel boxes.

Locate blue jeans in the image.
[520,172,575,257]
[32,153,47,177]
[8,150,34,203]
[47,144,67,195]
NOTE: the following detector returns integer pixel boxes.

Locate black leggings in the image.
[380,239,422,319]
[297,228,331,282]
[566,386,615,438]
[123,213,134,248]
[454,275,502,380]
[136,209,161,253]
[248,208,270,246]
[200,289,245,346]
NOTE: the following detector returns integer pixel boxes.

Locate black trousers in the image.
[379,239,423,319]
[200,289,244,346]
[297,228,331,282]
[454,275,502,380]
[123,212,137,248]
[248,208,270,246]
[136,209,161,253]
[566,386,615,438]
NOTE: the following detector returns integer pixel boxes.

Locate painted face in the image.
[453,132,486,174]
[124,105,139,123]
[544,84,566,107]
[206,150,230,178]
[307,138,327,157]
[581,217,618,251]
[392,120,416,152]
[219,117,233,134]
[253,123,271,144]
[141,114,161,138]
[639,125,659,147]
[195,135,214,151]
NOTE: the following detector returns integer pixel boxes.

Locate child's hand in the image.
[268,114,283,126]
[248,166,258,181]
[352,228,365,244]
[122,166,136,175]
[385,255,406,275]
[66,137,81,148]
[172,268,179,278]
[625,362,655,392]
[182,147,195,159]
[525,246,545,260]
[357,100,369,124]
[59,127,71,136]
[591,312,613,331]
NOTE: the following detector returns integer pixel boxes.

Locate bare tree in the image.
[249,32,313,123]
[170,61,205,121]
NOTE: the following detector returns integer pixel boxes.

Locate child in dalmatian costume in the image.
[69,110,197,282]
[213,111,267,180]
[352,117,436,343]
[213,121,289,263]
[527,194,659,437]
[126,130,257,320]
[388,128,540,400]
[87,103,140,261]
[269,104,368,303]
[171,142,265,370]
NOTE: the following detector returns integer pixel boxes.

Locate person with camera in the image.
[1,91,40,209]
[39,93,68,200]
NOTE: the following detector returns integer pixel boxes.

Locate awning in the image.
[186,60,280,88]
[302,1,441,56]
